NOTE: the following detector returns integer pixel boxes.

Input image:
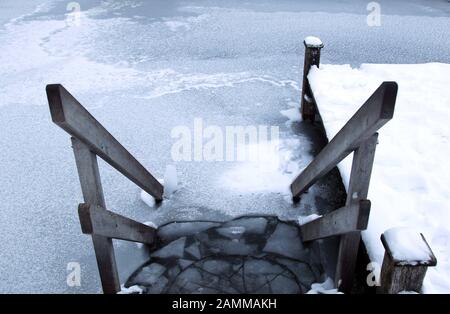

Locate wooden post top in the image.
[381,228,437,267]
[304,36,324,49]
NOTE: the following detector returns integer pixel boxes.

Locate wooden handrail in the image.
[46,84,163,201]
[46,84,164,293]
[300,200,371,242]
[78,203,157,245]
[291,81,398,199]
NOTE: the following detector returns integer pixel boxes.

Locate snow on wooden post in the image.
[301,36,324,121]
[378,228,437,294]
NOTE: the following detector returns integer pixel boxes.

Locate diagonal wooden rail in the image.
[46,84,163,294]
[294,36,398,294]
[47,84,163,201]
[291,82,397,199]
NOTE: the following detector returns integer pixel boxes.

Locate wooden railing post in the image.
[301,36,324,121]
[291,82,397,200]
[72,137,120,294]
[335,133,378,293]
[378,230,437,294]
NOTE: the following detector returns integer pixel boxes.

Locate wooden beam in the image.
[47,84,163,201]
[335,134,378,293]
[71,138,120,294]
[78,203,157,245]
[300,200,371,242]
[301,38,324,121]
[291,82,397,199]
[378,233,437,294]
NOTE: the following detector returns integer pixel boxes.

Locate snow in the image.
[219,138,311,195]
[309,62,450,293]
[306,278,342,294]
[383,228,432,265]
[140,190,157,208]
[298,214,322,226]
[163,165,178,197]
[304,36,323,48]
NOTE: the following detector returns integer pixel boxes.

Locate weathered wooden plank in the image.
[91,235,120,294]
[47,84,163,201]
[300,200,371,242]
[78,203,157,245]
[335,134,378,293]
[71,138,120,294]
[291,82,397,199]
[72,137,106,207]
[378,233,437,294]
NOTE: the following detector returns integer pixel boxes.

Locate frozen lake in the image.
[0,0,448,293]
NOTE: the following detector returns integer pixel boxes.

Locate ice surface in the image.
[263,223,306,260]
[309,62,450,293]
[205,238,259,256]
[152,237,186,259]
[178,259,194,270]
[158,222,220,243]
[129,217,327,293]
[222,217,268,234]
[185,242,201,260]
[129,263,166,286]
[384,228,432,264]
[215,226,246,240]
[0,0,448,293]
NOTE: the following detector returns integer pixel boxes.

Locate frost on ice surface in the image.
[304,36,323,48]
[384,227,432,264]
[307,278,342,294]
[219,138,307,195]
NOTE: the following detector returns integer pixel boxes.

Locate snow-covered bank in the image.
[309,62,450,293]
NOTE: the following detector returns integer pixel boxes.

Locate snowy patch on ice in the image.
[163,14,210,32]
[306,278,342,294]
[118,284,143,294]
[280,108,301,123]
[309,62,450,293]
[219,138,311,195]
[398,290,419,294]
